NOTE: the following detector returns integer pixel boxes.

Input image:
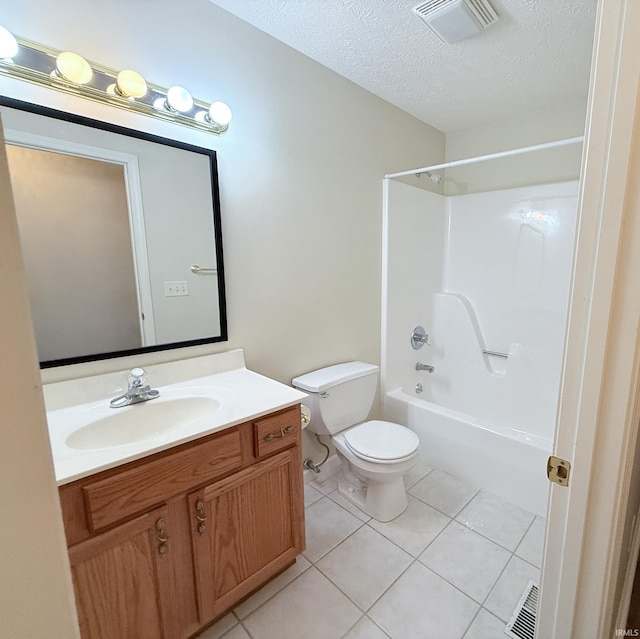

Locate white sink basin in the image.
[65,396,220,450]
[44,352,309,485]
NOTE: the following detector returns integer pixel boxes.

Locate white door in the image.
[539,0,640,636]
[3,130,157,350]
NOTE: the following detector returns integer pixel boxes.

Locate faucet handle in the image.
[129,367,146,386]
[411,326,430,350]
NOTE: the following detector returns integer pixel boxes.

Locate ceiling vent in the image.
[413,0,499,44]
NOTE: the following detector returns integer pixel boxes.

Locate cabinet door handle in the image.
[155,518,169,555]
[264,426,295,441]
[195,500,207,534]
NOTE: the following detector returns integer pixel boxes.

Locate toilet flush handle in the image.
[318,391,330,399]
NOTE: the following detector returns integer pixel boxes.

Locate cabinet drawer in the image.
[83,428,242,531]
[253,406,300,458]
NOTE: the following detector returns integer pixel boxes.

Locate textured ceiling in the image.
[207,0,597,133]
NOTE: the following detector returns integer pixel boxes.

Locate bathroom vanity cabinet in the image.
[58,405,305,639]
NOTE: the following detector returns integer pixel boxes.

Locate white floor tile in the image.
[202,464,547,639]
[515,516,546,568]
[310,470,340,495]
[484,556,540,623]
[327,489,371,522]
[456,491,535,551]
[409,468,478,517]
[316,525,413,611]
[195,613,238,639]
[403,460,434,489]
[419,521,510,603]
[220,625,251,639]
[343,616,391,639]
[369,494,450,557]
[234,555,311,619]
[369,562,479,639]
[303,496,363,562]
[242,567,361,639]
[304,482,324,508]
[462,608,507,639]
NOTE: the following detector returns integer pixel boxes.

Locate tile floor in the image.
[196,461,544,639]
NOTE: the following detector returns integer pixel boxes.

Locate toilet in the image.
[293,361,419,522]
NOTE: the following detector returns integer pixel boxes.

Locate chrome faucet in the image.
[411,326,430,350]
[416,362,434,373]
[110,368,160,408]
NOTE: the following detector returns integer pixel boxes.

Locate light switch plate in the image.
[164,281,189,296]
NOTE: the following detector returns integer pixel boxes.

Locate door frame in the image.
[539,0,640,636]
[3,128,157,346]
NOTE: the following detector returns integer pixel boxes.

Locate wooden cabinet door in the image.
[189,448,305,622]
[68,506,172,639]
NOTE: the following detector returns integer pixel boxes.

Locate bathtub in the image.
[384,387,551,518]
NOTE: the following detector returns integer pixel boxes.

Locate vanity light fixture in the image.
[165,85,194,113]
[0,27,232,134]
[114,69,148,99]
[0,26,18,59]
[207,101,233,127]
[54,51,93,84]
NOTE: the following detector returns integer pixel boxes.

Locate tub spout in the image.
[416,362,434,373]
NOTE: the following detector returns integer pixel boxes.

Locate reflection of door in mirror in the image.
[7,146,144,362]
[0,97,227,368]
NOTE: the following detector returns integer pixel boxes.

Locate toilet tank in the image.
[292,361,379,435]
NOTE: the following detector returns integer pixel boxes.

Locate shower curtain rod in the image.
[384,136,585,180]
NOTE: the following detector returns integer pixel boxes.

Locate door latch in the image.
[547,456,571,487]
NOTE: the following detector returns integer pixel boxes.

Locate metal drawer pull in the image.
[264,425,296,442]
[195,500,207,534]
[155,518,169,555]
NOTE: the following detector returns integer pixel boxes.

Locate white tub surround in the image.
[45,349,307,485]
[382,179,578,517]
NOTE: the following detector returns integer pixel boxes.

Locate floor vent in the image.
[505,580,539,639]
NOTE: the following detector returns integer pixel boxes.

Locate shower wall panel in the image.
[382,180,446,392]
[383,179,578,443]
[442,181,578,440]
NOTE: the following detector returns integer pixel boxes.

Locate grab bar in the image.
[482,350,508,358]
[190,264,217,275]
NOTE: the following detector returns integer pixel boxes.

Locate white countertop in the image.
[45,350,307,485]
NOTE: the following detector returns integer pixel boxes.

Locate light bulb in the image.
[0,26,18,59]
[165,85,193,113]
[55,51,92,84]
[208,101,232,126]
[115,69,147,99]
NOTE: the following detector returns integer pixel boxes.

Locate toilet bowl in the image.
[333,420,419,521]
[292,362,420,522]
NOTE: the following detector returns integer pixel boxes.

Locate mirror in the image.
[0,97,227,368]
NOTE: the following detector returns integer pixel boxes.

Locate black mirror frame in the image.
[0,96,228,369]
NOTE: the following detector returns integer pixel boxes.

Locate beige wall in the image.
[0,1,445,477]
[442,98,587,194]
[0,2,593,633]
[0,4,445,625]
[0,116,80,637]
[0,0,445,391]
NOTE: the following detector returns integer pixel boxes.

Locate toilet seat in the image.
[343,420,419,463]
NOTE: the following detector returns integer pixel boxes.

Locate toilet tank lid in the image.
[292,361,379,393]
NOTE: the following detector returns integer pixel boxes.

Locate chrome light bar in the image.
[0,29,232,135]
